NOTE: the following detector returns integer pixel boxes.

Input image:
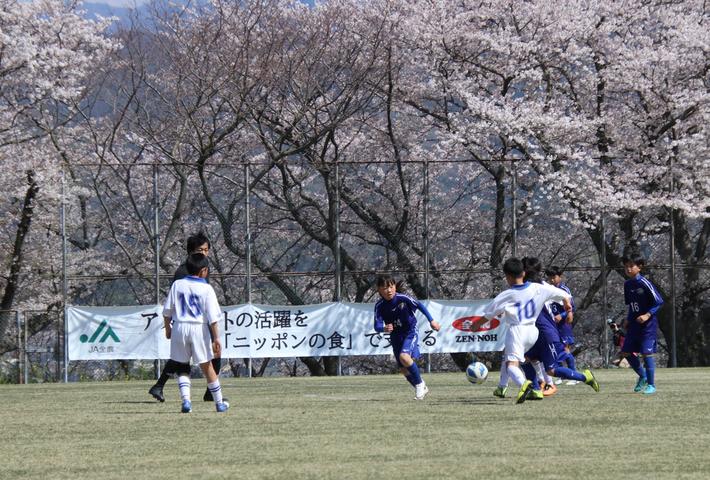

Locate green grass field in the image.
[1,368,709,480]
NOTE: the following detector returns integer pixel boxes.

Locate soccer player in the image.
[149,232,226,403]
[468,257,574,404]
[521,258,599,399]
[373,275,441,400]
[162,253,228,413]
[546,266,579,385]
[621,253,664,394]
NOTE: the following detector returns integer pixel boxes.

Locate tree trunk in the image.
[300,357,327,376]
[0,170,39,345]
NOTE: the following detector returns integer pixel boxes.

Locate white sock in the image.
[178,375,191,401]
[207,380,223,404]
[507,364,526,387]
[544,372,554,384]
[498,361,509,388]
[533,360,545,382]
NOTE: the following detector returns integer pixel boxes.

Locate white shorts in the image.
[504,323,538,363]
[170,322,214,365]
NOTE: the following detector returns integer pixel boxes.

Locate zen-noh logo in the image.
[451,316,500,332]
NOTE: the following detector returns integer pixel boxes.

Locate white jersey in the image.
[484,281,571,326]
[163,276,222,325]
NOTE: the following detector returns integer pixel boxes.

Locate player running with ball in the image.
[374,275,441,400]
[468,257,574,404]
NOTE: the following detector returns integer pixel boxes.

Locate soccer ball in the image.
[466,361,488,384]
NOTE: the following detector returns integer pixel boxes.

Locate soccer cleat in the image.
[642,384,656,395]
[414,383,429,400]
[543,382,558,397]
[216,401,230,412]
[493,386,508,398]
[149,384,165,403]
[528,389,544,400]
[181,399,192,413]
[634,377,648,393]
[516,380,533,404]
[583,369,600,392]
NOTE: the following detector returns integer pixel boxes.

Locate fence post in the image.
[245,162,252,378]
[61,167,69,383]
[600,215,609,368]
[334,159,342,376]
[669,157,677,368]
[24,312,29,384]
[153,164,161,378]
[16,311,22,384]
[423,159,431,374]
[511,159,518,257]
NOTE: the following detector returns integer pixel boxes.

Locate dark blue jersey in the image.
[624,273,663,336]
[550,283,575,339]
[535,303,561,344]
[374,293,433,334]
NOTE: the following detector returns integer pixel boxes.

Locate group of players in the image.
[379,254,664,403]
[154,232,664,412]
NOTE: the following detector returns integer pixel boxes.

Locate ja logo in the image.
[80,319,120,343]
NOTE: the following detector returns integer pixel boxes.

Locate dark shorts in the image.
[622,335,656,356]
[526,338,563,372]
[391,330,420,366]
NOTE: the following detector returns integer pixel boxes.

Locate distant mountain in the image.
[81,2,138,22]
[80,0,315,27]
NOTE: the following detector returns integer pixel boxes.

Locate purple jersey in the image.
[550,283,575,341]
[624,273,663,338]
[535,303,561,344]
[374,293,433,334]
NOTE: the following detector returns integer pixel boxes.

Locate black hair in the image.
[502,257,524,278]
[186,231,210,254]
[545,265,564,277]
[375,275,408,294]
[622,253,646,268]
[185,253,209,276]
[522,256,543,283]
[376,274,396,288]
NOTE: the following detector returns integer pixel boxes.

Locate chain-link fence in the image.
[4,159,708,383]
[0,310,62,384]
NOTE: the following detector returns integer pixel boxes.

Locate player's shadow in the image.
[103,411,178,415]
[105,400,159,404]
[430,397,500,406]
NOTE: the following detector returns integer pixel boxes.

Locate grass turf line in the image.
[0,368,708,480]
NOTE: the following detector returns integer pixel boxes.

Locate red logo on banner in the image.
[452,316,500,332]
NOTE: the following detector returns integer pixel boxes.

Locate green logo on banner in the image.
[80,319,120,343]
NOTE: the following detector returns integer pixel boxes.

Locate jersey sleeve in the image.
[641,278,664,316]
[414,299,434,323]
[483,296,503,320]
[162,284,176,317]
[373,302,385,332]
[540,283,572,304]
[558,284,574,320]
[204,286,223,325]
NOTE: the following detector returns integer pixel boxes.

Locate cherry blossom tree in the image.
[0,0,116,347]
[401,0,710,365]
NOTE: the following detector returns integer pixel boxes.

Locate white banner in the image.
[67,300,505,361]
